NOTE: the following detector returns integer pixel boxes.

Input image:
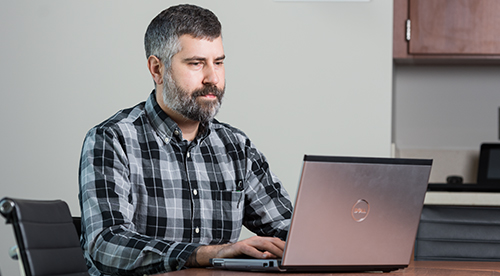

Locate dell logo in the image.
[353,207,367,214]
[352,199,370,222]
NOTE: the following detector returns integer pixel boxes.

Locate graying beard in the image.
[162,72,221,123]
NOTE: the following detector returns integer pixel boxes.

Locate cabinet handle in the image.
[406,19,411,41]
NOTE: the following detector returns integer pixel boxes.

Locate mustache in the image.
[191,85,224,100]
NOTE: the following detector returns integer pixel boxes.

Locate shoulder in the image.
[85,101,147,140]
[210,119,251,144]
[208,120,265,161]
[96,102,146,129]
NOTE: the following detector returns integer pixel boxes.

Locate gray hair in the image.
[144,4,222,71]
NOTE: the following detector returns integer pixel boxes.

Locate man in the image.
[79,4,293,276]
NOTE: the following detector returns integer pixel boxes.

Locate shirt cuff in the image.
[168,242,203,271]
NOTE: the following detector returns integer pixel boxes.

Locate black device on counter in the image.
[477,143,500,185]
[446,175,463,184]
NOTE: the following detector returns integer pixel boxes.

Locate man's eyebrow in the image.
[183,55,226,62]
[216,55,226,61]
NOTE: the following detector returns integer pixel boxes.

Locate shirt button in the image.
[174,130,180,136]
[187,152,191,158]
[164,137,169,143]
[193,189,198,196]
[195,227,200,234]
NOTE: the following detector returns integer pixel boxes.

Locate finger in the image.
[259,237,286,255]
[262,251,279,259]
[240,246,274,259]
[215,240,276,259]
[268,237,286,251]
[245,237,285,258]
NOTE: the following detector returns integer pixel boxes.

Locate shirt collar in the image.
[145,90,212,144]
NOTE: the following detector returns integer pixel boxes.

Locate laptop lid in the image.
[211,155,432,272]
[281,155,432,272]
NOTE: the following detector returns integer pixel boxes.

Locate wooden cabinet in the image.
[394,0,500,64]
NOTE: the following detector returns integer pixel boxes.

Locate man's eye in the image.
[190,62,201,66]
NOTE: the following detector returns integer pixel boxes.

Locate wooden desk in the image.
[154,260,500,275]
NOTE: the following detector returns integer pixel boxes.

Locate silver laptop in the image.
[210,155,432,272]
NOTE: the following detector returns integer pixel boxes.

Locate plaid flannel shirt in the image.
[78,91,293,276]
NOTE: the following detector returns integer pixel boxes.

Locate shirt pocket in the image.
[211,190,244,243]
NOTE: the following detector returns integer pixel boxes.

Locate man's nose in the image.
[202,64,220,85]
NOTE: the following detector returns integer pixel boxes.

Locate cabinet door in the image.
[409,0,500,55]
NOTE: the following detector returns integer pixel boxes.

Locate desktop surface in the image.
[152,260,500,275]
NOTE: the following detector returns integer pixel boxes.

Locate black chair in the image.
[0,197,90,276]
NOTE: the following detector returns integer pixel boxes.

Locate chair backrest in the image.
[0,197,90,276]
[72,216,82,238]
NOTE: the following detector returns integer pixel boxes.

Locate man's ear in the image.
[147,55,164,85]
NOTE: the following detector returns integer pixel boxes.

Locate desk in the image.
[154,261,500,275]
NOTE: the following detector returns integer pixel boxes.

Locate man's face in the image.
[162,35,226,123]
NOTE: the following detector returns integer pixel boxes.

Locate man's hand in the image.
[185,236,285,268]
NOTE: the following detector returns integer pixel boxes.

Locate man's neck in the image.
[156,89,200,141]
[173,116,199,142]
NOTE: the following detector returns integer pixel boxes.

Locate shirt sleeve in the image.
[242,140,294,240]
[79,127,201,275]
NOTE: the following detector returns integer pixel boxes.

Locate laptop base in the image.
[210,258,284,272]
[210,258,406,273]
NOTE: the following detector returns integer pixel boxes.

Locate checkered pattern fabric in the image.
[78,91,293,276]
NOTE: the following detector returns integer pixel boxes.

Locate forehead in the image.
[175,34,224,58]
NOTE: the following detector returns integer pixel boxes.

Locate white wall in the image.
[394,65,500,150]
[0,1,393,275]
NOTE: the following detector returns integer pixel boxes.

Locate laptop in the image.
[210,155,432,272]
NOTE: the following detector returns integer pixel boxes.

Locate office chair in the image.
[415,204,500,261]
[0,197,90,276]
